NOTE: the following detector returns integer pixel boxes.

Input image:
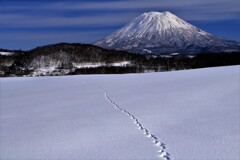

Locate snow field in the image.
[1,66,239,159]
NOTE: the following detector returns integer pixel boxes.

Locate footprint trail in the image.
[96,86,172,160]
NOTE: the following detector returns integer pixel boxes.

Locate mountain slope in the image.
[95,11,240,54]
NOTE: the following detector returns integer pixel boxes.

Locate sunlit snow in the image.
[0,52,14,56]
[0,66,239,159]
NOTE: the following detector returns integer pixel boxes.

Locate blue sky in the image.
[1,0,240,50]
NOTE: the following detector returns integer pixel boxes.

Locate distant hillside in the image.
[0,43,239,77]
[0,43,144,76]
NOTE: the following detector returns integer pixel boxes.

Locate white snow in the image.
[95,11,232,53]
[73,62,104,68]
[143,49,152,53]
[1,66,239,159]
[169,53,180,56]
[36,66,57,72]
[95,11,208,48]
[188,55,195,59]
[73,61,132,68]
[160,55,172,58]
[30,62,132,76]
[111,61,131,67]
[32,66,58,76]
[0,52,14,56]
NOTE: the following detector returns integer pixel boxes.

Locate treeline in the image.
[135,52,240,70]
[190,52,240,68]
[69,66,141,75]
[0,43,239,77]
[67,52,240,75]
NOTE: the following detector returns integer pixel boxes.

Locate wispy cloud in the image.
[1,0,239,29]
[0,31,104,41]
[1,0,240,21]
[44,0,240,21]
[0,30,109,50]
[0,13,137,28]
[52,0,239,12]
[0,0,239,49]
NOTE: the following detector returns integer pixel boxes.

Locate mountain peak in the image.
[142,11,178,22]
[143,11,162,16]
[163,11,172,15]
[95,11,239,54]
[143,11,174,16]
[138,11,193,31]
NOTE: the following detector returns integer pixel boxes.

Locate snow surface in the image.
[95,11,237,54]
[111,61,131,67]
[143,49,152,53]
[169,53,180,56]
[0,66,239,159]
[73,62,104,68]
[0,52,14,56]
[73,61,132,68]
[31,61,132,76]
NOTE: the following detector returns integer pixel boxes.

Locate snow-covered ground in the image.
[0,52,14,56]
[73,61,132,68]
[0,66,239,159]
[31,61,133,76]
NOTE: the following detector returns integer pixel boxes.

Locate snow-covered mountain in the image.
[95,11,240,54]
